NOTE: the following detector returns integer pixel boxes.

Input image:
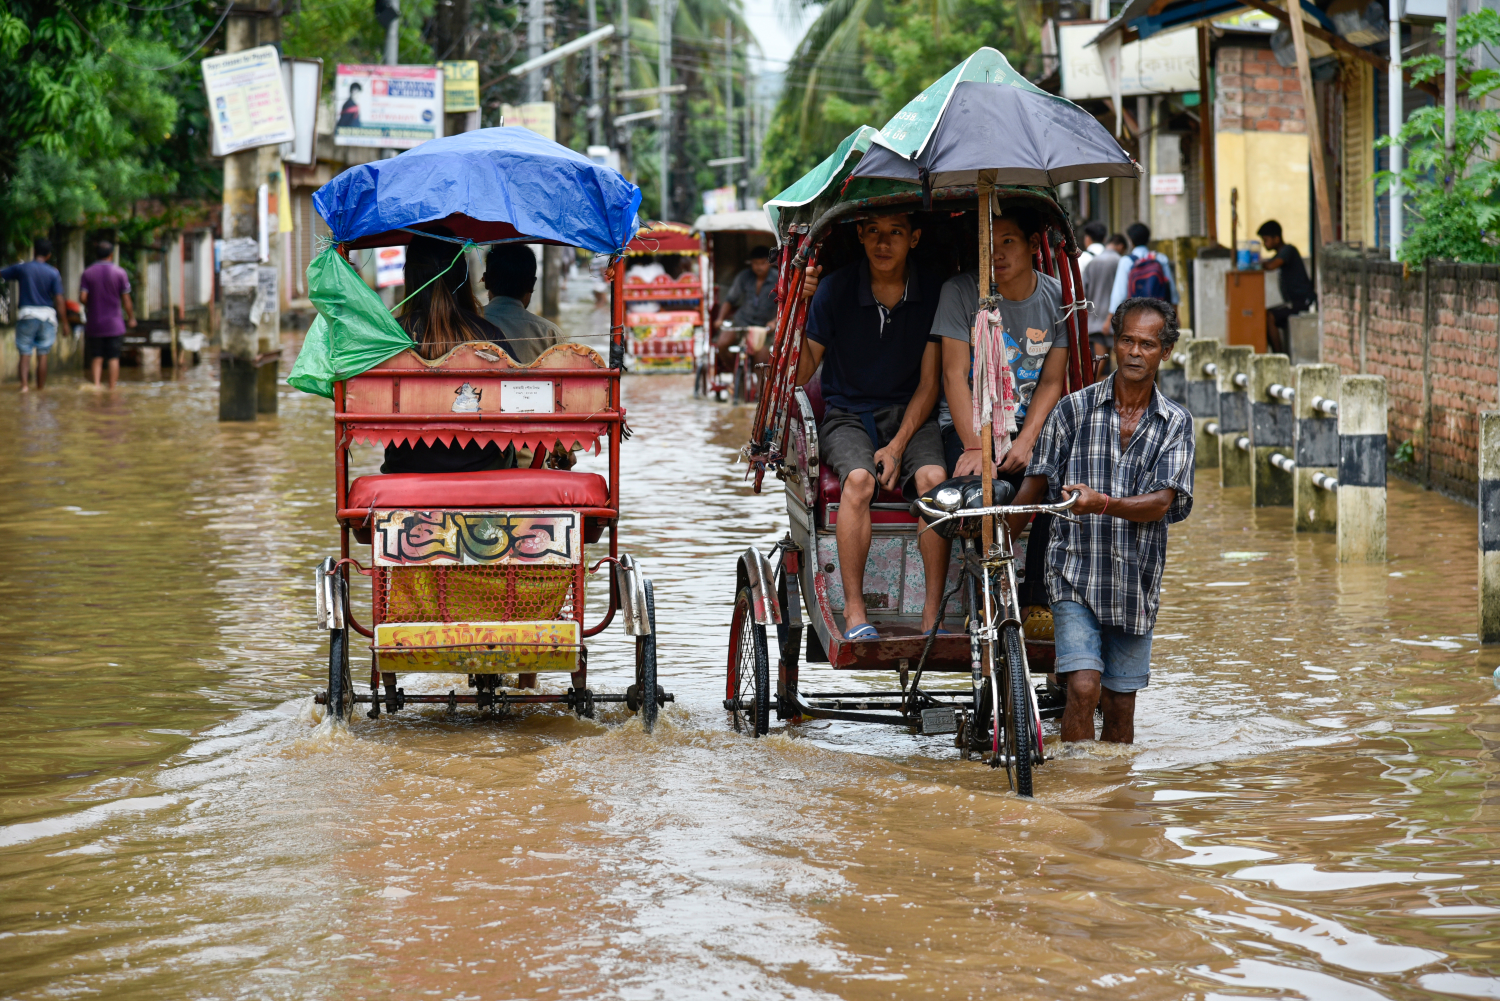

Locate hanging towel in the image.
[971,305,1018,463]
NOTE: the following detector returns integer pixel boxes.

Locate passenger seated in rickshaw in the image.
[795,211,949,640]
[481,243,566,365]
[713,245,777,366]
[935,204,1070,607]
[381,230,521,475]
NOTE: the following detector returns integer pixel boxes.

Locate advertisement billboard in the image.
[442,60,480,113]
[333,65,445,149]
[1059,23,1199,101]
[201,45,295,156]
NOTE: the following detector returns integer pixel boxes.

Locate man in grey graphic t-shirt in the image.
[934,206,1069,480]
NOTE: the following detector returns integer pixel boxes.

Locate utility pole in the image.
[723,18,734,195]
[218,2,282,422]
[588,0,602,145]
[657,0,674,218]
[618,0,632,178]
[528,0,545,103]
[1389,0,1403,259]
[1444,0,1457,189]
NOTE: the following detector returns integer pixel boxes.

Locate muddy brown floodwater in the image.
[2,305,1500,1000]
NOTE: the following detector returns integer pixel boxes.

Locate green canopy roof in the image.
[764,126,887,240]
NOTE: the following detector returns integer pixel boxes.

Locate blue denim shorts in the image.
[1051,599,1153,693]
[15,318,57,355]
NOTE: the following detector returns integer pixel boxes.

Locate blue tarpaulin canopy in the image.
[312,126,642,252]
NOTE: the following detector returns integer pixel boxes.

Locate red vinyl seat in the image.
[347,468,611,512]
[817,462,907,507]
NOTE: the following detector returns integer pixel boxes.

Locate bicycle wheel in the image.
[327,625,352,724]
[726,586,770,736]
[635,579,660,732]
[1001,622,1034,796]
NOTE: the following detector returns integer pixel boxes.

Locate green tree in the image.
[1377,8,1500,265]
[763,0,1040,196]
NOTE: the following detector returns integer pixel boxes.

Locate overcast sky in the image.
[741,0,816,73]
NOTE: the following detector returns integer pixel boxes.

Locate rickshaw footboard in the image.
[316,689,676,711]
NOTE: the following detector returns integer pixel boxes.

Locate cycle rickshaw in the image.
[691,209,778,403]
[621,221,702,372]
[724,50,1137,794]
[289,127,671,729]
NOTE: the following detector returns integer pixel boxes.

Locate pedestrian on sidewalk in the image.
[3,237,70,392]
[1005,297,1195,744]
[1108,223,1180,320]
[1080,224,1121,369]
[77,241,135,390]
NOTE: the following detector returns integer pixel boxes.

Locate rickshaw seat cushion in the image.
[817,463,906,507]
[803,375,827,421]
[347,469,611,512]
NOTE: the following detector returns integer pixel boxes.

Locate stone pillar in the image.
[1482,412,1500,641]
[1293,363,1339,532]
[1159,332,1191,404]
[1251,353,1293,506]
[1185,339,1220,469]
[1337,375,1387,563]
[1217,344,1254,487]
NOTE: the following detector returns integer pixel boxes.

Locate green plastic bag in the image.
[288,248,417,398]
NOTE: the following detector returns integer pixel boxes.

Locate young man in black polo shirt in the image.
[795,212,949,640]
[1257,219,1315,355]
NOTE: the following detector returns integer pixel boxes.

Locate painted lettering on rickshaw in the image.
[372,509,581,566]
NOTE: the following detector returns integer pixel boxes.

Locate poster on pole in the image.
[500,102,556,141]
[376,246,407,288]
[333,65,446,148]
[442,60,480,112]
[202,45,295,156]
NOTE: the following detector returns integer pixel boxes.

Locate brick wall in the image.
[1320,254,1500,501]
[1215,46,1306,134]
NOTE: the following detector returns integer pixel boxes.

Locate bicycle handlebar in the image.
[913,489,1081,528]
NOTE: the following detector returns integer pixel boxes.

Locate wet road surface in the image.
[2,307,1499,1000]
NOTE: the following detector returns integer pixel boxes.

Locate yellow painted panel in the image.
[375,620,580,673]
[1216,131,1311,254]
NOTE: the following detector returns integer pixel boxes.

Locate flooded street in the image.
[3,303,1499,1000]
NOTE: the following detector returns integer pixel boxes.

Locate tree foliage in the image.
[1376,8,1500,265]
[762,0,1040,197]
[0,0,223,258]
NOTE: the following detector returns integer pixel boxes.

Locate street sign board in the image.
[1059,23,1199,101]
[442,60,480,112]
[500,102,556,141]
[333,65,446,149]
[202,45,295,156]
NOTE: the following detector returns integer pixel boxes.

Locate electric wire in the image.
[64,1,234,71]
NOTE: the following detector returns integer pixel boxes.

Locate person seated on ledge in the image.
[382,230,519,475]
[1256,219,1315,355]
[482,243,567,365]
[795,211,950,639]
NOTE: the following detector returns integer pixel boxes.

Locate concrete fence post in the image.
[1217,345,1254,488]
[1294,363,1340,532]
[1185,339,1220,470]
[1480,413,1500,642]
[1251,353,1294,506]
[1337,375,1387,563]
[1160,332,1193,405]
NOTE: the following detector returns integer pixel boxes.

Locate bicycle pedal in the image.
[921,706,957,735]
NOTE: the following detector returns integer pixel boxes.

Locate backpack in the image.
[1125,252,1171,301]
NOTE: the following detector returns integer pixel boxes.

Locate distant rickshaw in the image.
[621,221,702,372]
[691,209,778,403]
[726,50,1137,795]
[289,127,671,729]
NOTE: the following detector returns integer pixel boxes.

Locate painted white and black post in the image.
[1293,363,1340,532]
[1480,413,1500,641]
[1186,339,1220,469]
[1252,354,1295,507]
[1217,345,1254,488]
[1159,332,1193,405]
[1337,375,1387,562]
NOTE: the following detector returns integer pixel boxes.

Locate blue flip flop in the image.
[843,623,879,641]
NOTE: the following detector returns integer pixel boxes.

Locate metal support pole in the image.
[1481,412,1500,641]
[1251,354,1294,506]
[723,18,734,194]
[1186,340,1221,469]
[1217,345,1254,487]
[588,0,602,146]
[1444,0,1457,174]
[657,0,674,218]
[527,0,545,103]
[1294,363,1340,531]
[1388,0,1403,259]
[1337,375,1387,562]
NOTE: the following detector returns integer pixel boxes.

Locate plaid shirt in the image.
[1025,376,1195,634]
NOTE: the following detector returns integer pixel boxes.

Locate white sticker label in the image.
[500,380,554,413]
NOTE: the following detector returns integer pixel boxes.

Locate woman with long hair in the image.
[381,230,520,474]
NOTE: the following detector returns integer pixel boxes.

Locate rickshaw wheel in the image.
[328,626,353,724]
[1000,623,1034,797]
[634,579,660,732]
[693,360,708,399]
[726,586,770,736]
